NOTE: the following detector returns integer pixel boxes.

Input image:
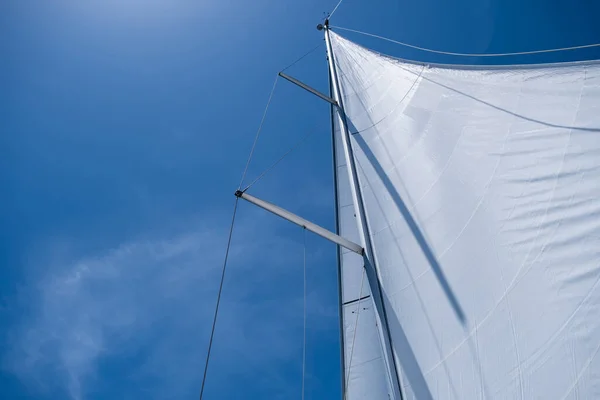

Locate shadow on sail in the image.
[353,130,467,325]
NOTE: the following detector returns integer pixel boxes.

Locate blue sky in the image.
[1,1,599,399]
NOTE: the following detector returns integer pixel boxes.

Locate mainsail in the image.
[330,31,600,400]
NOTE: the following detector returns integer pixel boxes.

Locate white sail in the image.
[331,31,600,400]
[333,113,394,399]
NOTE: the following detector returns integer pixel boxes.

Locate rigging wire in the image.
[281,43,324,73]
[329,0,345,19]
[331,25,600,57]
[241,127,319,192]
[238,41,326,191]
[199,30,328,400]
[301,228,307,400]
[238,76,279,190]
[343,266,367,400]
[199,198,239,400]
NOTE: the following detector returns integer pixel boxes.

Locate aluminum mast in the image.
[322,21,403,400]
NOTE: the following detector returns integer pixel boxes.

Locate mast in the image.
[328,62,347,400]
[322,21,403,400]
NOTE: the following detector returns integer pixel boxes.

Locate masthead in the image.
[316,18,329,31]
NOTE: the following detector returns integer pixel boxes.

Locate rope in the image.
[281,43,324,73]
[301,228,307,400]
[239,42,328,190]
[241,127,318,192]
[331,25,600,57]
[329,0,345,19]
[199,198,239,400]
[238,76,279,190]
[343,266,366,400]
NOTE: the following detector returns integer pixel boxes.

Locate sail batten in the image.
[331,31,600,399]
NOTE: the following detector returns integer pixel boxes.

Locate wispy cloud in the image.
[7,228,220,399]
[4,210,338,399]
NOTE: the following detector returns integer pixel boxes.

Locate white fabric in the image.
[331,31,600,400]
[334,115,393,400]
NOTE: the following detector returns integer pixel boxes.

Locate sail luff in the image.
[325,25,403,400]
